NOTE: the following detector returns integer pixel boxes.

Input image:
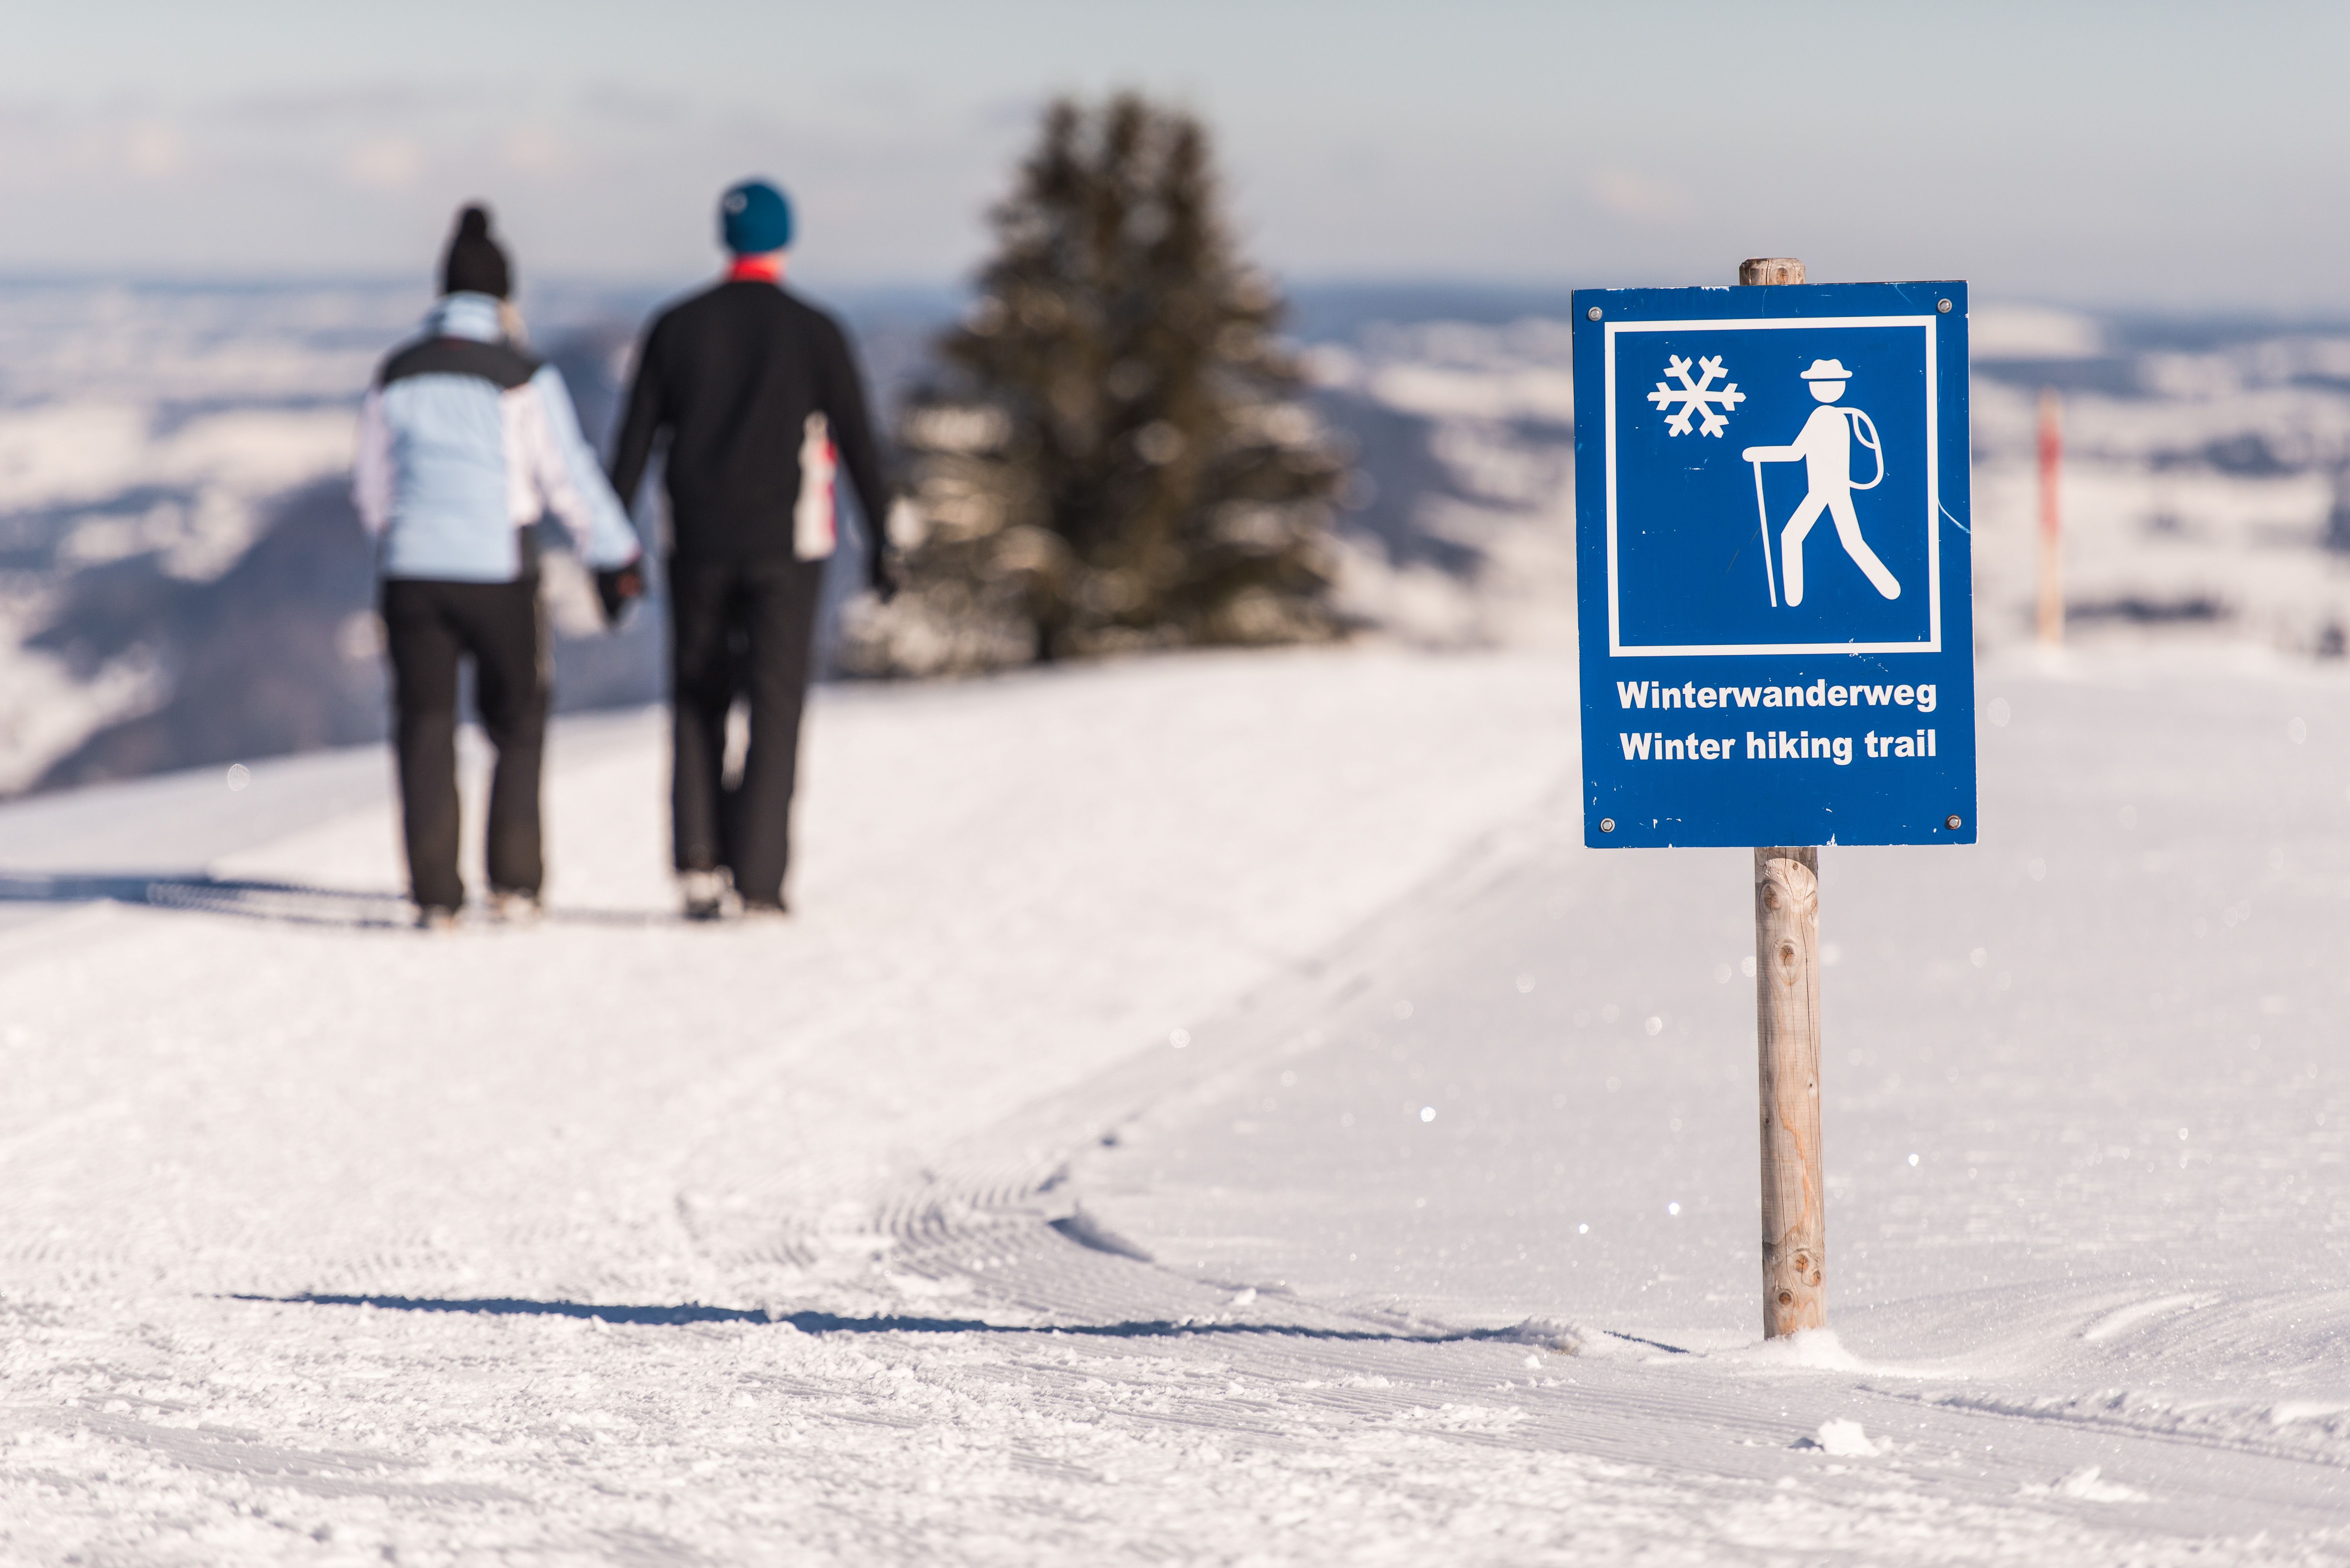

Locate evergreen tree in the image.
[846,93,1347,674]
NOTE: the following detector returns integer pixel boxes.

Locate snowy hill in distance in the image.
[1302,288,2350,658]
[0,279,2348,794]
[0,279,668,794]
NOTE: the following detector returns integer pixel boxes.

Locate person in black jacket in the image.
[609,179,896,919]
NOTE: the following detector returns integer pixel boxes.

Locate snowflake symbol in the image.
[1647,355,1744,438]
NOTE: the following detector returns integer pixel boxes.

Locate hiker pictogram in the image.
[1741,359,1901,608]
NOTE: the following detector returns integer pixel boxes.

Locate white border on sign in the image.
[1604,314,1941,657]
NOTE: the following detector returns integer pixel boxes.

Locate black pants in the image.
[669,555,826,906]
[382,577,548,911]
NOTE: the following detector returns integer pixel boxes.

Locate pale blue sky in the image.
[2,1,2341,308]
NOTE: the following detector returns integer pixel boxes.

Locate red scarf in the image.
[729,254,783,283]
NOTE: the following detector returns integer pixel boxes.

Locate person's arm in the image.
[517,367,641,568]
[352,387,394,536]
[516,367,646,626]
[1740,442,1801,461]
[814,314,899,593]
[606,320,668,515]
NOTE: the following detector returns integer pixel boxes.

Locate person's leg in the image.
[668,557,739,877]
[728,557,827,908]
[714,579,752,879]
[1828,493,1902,599]
[457,577,551,898]
[381,580,467,914]
[1779,489,1826,607]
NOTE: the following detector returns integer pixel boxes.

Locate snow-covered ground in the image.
[3,643,2348,1562]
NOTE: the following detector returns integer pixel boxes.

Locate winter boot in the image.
[680,869,734,922]
[489,889,544,927]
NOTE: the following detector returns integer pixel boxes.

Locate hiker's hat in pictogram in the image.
[1798,358,1853,380]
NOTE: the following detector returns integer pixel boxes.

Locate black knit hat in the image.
[440,204,511,300]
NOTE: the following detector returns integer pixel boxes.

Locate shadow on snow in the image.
[235,1293,1687,1352]
[0,871,669,929]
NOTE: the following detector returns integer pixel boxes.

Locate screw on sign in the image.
[1570,257,1978,1338]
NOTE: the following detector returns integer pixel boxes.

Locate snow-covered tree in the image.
[846,93,1347,674]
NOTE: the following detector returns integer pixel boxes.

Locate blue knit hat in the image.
[721,180,793,255]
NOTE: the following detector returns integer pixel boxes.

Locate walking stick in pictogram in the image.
[1751,454,1778,609]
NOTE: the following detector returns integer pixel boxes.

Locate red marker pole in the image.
[2037,388,2063,647]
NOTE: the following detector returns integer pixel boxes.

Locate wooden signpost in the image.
[1753,843,1825,1334]
[1740,258,1828,1338]
[1573,258,1976,1340]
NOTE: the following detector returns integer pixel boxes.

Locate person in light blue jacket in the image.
[353,204,643,929]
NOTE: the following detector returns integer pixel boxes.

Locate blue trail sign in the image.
[1573,281,1975,847]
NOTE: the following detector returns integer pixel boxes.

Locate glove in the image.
[868,543,902,606]
[595,560,646,627]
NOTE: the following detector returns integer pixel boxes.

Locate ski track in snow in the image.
[2,644,2350,1562]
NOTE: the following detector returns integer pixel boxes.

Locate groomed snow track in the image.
[3,646,2349,1563]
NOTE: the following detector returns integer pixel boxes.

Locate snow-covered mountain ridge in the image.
[1306,300,2350,656]
[0,284,2346,794]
